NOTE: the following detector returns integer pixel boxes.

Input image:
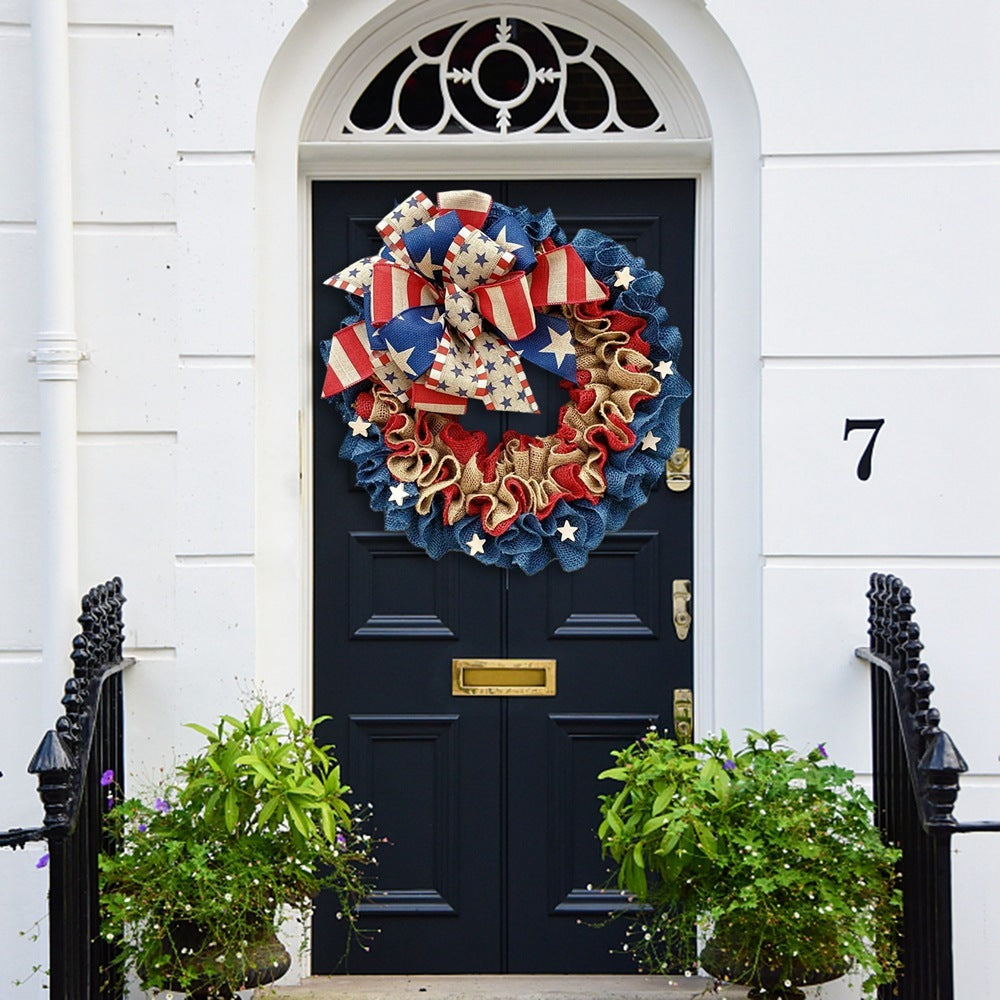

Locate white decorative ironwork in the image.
[344,15,668,137]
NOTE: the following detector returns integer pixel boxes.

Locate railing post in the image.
[857,572,993,1000]
[5,578,133,999]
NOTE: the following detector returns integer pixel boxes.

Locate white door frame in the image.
[254,0,762,767]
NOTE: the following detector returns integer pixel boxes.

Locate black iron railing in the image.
[1,578,133,1000]
[856,572,1000,1000]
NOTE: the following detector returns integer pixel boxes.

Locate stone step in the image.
[255,975,750,1000]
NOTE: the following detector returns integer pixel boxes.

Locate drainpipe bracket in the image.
[29,333,87,379]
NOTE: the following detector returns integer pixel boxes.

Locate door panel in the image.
[312,179,694,973]
[349,714,463,916]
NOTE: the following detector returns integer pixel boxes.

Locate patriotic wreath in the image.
[320,189,690,574]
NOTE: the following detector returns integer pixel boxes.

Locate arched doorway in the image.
[253,0,761,978]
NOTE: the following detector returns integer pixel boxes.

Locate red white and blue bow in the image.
[321,190,607,413]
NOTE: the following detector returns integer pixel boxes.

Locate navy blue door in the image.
[312,179,694,973]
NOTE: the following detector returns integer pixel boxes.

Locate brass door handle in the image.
[673,579,692,640]
[666,446,691,492]
[673,688,693,743]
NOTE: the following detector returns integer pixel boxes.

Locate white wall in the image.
[0,2,303,994]
[710,1,1000,995]
[0,0,997,996]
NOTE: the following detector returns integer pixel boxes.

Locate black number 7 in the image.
[843,419,885,481]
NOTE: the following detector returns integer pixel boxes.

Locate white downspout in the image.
[31,0,81,681]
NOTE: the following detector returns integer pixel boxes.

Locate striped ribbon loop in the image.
[320,190,608,411]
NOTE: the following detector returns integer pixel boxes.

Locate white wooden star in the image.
[539,328,575,368]
[640,430,661,452]
[466,533,486,556]
[613,266,635,289]
[388,482,408,506]
[556,519,578,542]
[348,415,372,437]
[654,359,674,378]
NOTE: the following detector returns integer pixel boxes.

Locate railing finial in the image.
[27,730,74,831]
[919,714,969,828]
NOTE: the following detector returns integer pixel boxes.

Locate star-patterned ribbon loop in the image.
[321,190,608,412]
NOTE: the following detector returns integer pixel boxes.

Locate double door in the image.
[312,179,694,972]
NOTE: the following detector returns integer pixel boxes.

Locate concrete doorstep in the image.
[254,975,750,999]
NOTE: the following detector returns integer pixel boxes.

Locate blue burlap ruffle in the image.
[322,198,691,574]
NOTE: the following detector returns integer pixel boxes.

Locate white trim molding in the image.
[254,0,762,758]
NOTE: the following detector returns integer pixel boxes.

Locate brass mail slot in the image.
[452,658,556,697]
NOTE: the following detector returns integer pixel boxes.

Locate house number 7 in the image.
[843,418,885,481]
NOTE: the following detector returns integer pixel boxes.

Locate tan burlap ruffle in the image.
[361,306,660,533]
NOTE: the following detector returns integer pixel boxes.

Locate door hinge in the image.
[672,578,692,641]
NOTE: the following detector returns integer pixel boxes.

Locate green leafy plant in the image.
[99,702,377,997]
[597,728,901,998]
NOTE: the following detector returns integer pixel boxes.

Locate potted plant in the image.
[597,728,901,999]
[99,702,377,998]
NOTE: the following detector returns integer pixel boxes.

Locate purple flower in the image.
[100,769,114,787]
[154,798,171,814]
[137,822,148,833]
[817,743,828,759]
[723,759,736,772]
[36,853,50,869]
[106,794,114,810]
[336,832,347,847]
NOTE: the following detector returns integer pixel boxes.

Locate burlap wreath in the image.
[322,194,690,573]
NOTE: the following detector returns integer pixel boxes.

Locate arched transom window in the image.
[303,12,709,141]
